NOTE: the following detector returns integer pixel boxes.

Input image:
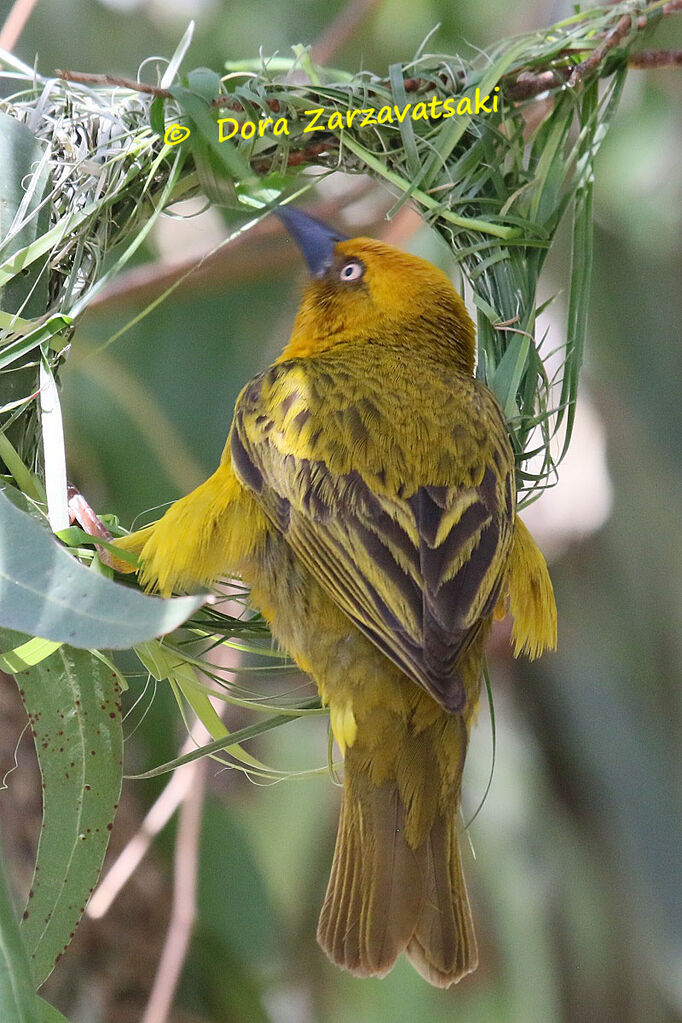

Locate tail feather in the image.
[318,781,424,976]
[406,816,478,986]
[317,774,476,986]
[360,785,423,975]
[319,792,365,972]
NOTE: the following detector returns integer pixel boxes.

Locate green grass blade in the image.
[126,700,321,780]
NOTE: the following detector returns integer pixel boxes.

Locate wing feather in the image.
[231,355,514,711]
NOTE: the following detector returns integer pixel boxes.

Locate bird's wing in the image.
[231,357,515,712]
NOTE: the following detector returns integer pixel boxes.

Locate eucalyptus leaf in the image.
[0,490,206,649]
[15,647,122,985]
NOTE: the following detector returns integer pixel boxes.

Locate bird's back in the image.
[250,340,513,492]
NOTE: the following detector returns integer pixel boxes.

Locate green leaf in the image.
[0,316,72,372]
[0,490,206,649]
[170,82,255,204]
[0,838,41,1023]
[185,67,221,103]
[490,332,530,418]
[37,999,69,1023]
[126,700,321,780]
[388,64,420,180]
[15,647,122,985]
[0,637,62,673]
[0,433,42,502]
[54,527,139,568]
[160,20,195,89]
[149,96,166,136]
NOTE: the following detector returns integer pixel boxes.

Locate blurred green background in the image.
[1,1,680,1021]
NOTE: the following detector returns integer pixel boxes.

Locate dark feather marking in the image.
[231,424,264,494]
[429,676,466,713]
[272,493,291,532]
[407,489,443,547]
[244,376,264,407]
[291,515,381,626]
[481,574,504,618]
[345,471,419,569]
[293,408,312,430]
[301,479,332,521]
[425,484,449,509]
[345,405,368,445]
[348,608,426,687]
[478,466,498,512]
[435,520,501,628]
[264,365,283,389]
[351,520,422,625]
[358,396,379,419]
[418,501,490,592]
[279,391,300,416]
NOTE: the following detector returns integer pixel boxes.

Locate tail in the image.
[317,755,477,987]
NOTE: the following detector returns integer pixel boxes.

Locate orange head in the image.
[275,207,475,373]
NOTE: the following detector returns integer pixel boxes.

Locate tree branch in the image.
[0,0,39,51]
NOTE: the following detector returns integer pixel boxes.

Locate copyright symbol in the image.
[164,124,191,146]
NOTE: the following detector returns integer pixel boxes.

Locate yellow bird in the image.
[116,207,556,986]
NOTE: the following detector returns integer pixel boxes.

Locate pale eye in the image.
[339,260,364,283]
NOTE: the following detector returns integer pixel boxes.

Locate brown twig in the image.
[55,69,171,97]
[311,0,386,65]
[87,758,198,921]
[67,484,112,540]
[568,13,633,86]
[629,48,682,68]
[141,757,206,1023]
[0,0,39,51]
[505,69,569,100]
[55,69,282,112]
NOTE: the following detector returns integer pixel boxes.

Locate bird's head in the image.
[276,207,475,374]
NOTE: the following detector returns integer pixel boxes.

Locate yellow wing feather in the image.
[501,516,557,658]
[114,451,271,597]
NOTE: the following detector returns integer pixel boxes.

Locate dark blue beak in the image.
[275,206,348,277]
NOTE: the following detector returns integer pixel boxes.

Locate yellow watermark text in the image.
[217,89,500,143]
